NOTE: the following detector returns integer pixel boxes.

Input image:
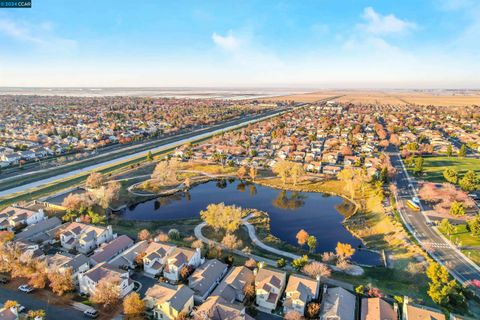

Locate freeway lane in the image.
[388,146,480,285]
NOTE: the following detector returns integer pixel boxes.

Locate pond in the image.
[121,179,382,265]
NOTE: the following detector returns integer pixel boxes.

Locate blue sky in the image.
[0,0,479,88]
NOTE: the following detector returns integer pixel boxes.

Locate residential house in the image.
[0,206,45,231]
[319,286,356,320]
[46,252,90,285]
[283,274,320,315]
[109,240,149,270]
[59,222,115,254]
[164,247,202,283]
[361,297,397,320]
[144,283,194,320]
[0,306,18,320]
[255,268,287,312]
[143,241,176,276]
[402,297,445,320]
[90,235,134,266]
[14,217,62,243]
[194,296,254,320]
[212,266,254,303]
[78,262,133,298]
[16,240,45,263]
[188,259,228,303]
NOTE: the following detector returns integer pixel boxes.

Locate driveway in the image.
[130,273,158,297]
[0,287,85,320]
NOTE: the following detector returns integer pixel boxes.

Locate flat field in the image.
[416,156,480,183]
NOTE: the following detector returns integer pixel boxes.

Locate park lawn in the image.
[440,224,480,247]
[461,250,480,266]
[414,156,480,183]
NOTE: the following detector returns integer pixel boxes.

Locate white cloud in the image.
[212,31,240,51]
[0,17,76,50]
[360,7,416,36]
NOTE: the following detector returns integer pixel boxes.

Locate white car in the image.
[18,305,26,313]
[83,309,99,318]
[18,284,34,293]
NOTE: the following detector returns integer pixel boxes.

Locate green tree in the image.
[292,255,309,270]
[413,157,424,175]
[146,151,153,161]
[450,201,465,216]
[446,145,453,157]
[439,219,455,236]
[467,215,480,236]
[307,236,317,253]
[459,170,478,192]
[458,144,467,157]
[443,168,458,184]
[276,258,286,268]
[426,263,465,309]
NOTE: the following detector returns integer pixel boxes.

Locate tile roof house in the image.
[283,274,320,315]
[90,235,134,266]
[193,296,254,320]
[144,282,194,320]
[361,297,397,320]
[143,241,176,276]
[164,247,202,283]
[0,206,45,231]
[402,297,445,320]
[255,268,287,312]
[78,262,133,298]
[319,286,356,320]
[212,266,254,303]
[59,222,115,254]
[188,259,228,303]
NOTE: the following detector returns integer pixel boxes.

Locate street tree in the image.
[296,229,309,247]
[123,292,145,316]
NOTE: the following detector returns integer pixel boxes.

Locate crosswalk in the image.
[423,241,451,249]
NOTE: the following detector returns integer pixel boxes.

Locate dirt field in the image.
[266,90,480,106]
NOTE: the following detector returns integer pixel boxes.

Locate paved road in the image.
[0,107,298,199]
[388,146,480,285]
[0,287,84,320]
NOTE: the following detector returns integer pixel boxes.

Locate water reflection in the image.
[272,190,306,210]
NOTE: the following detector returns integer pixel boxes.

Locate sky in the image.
[0,0,479,88]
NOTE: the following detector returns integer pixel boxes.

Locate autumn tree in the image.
[151,159,178,185]
[296,229,309,247]
[307,235,317,253]
[191,239,203,250]
[336,242,355,261]
[96,181,121,209]
[48,268,75,296]
[200,203,243,233]
[27,309,46,319]
[90,275,121,308]
[272,160,291,185]
[3,300,19,309]
[467,215,480,236]
[302,261,331,279]
[459,170,478,192]
[237,166,247,180]
[306,302,321,319]
[221,233,243,250]
[86,172,106,189]
[450,201,465,216]
[243,283,256,305]
[290,162,305,186]
[123,292,145,316]
[249,166,257,182]
[137,229,151,241]
[62,193,94,211]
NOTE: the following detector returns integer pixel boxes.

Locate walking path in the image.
[194,213,364,276]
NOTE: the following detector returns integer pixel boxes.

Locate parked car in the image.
[18,284,34,293]
[18,305,26,313]
[83,309,99,318]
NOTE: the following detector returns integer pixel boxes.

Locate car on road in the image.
[83,309,99,318]
[18,305,26,313]
[18,284,34,293]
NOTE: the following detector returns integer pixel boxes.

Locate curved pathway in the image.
[194,213,364,276]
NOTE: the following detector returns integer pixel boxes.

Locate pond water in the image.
[121,179,382,265]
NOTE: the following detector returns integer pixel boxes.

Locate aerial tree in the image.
[413,157,424,175]
[307,235,317,253]
[151,159,178,185]
[458,144,467,157]
[85,172,106,189]
[290,162,305,186]
[335,242,355,261]
[3,300,19,309]
[296,229,309,247]
[123,292,145,317]
[426,262,465,309]
[302,261,331,279]
[96,181,122,209]
[48,268,75,296]
[446,145,453,157]
[443,168,458,184]
[450,201,465,216]
[90,275,121,308]
[249,166,257,182]
[459,170,478,192]
[137,229,151,241]
[306,302,321,319]
[272,160,291,185]
[27,310,46,320]
[237,166,247,180]
[200,203,243,233]
[221,233,243,250]
[439,219,455,236]
[146,151,153,161]
[467,215,480,236]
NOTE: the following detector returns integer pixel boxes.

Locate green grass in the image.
[461,250,480,266]
[411,156,480,183]
[440,224,480,248]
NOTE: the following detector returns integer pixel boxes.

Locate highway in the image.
[388,146,480,285]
